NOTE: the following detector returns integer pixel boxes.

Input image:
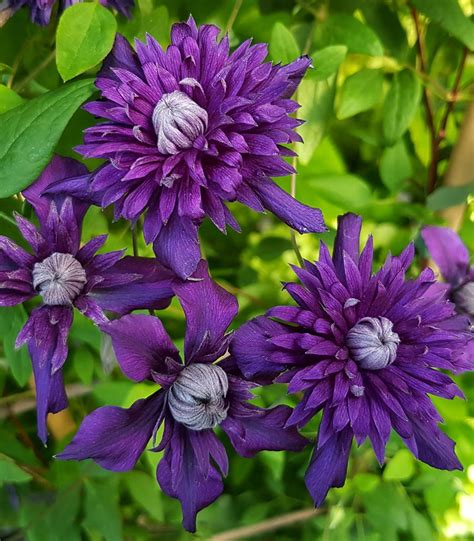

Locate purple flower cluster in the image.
[1,0,133,26]
[50,16,326,278]
[231,213,473,506]
[1,14,473,533]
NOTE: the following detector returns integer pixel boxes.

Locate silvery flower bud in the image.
[346,317,400,370]
[168,363,229,431]
[152,90,208,155]
[32,252,87,306]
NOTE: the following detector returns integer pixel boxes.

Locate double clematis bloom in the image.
[231,213,473,507]
[422,226,474,322]
[0,156,174,443]
[0,0,133,26]
[49,16,326,278]
[57,262,307,532]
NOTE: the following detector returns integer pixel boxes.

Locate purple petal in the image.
[421,226,470,285]
[102,314,180,382]
[305,426,353,507]
[174,260,238,364]
[222,404,307,457]
[248,177,326,234]
[156,423,224,532]
[231,316,290,381]
[153,211,201,279]
[333,213,362,279]
[280,56,312,99]
[57,391,165,471]
[23,156,90,226]
[90,256,174,314]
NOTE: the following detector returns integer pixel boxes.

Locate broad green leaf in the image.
[307,174,372,209]
[361,3,408,59]
[56,3,117,81]
[84,479,122,541]
[427,183,474,211]
[315,14,384,56]
[310,46,347,82]
[412,0,474,50]
[352,473,380,492]
[123,471,164,521]
[297,75,336,164]
[270,22,300,64]
[254,236,293,261]
[337,69,384,119]
[383,70,421,145]
[0,79,95,198]
[0,84,24,114]
[0,455,32,485]
[72,348,95,385]
[383,449,415,481]
[380,139,413,193]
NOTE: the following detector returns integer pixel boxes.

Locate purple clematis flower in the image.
[0,0,133,26]
[57,261,307,532]
[422,226,474,321]
[0,156,174,443]
[48,16,326,278]
[231,213,473,507]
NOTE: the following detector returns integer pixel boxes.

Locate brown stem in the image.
[210,508,325,541]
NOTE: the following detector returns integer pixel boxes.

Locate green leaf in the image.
[412,0,474,50]
[383,70,421,145]
[310,46,347,82]
[84,479,122,541]
[0,79,95,198]
[337,69,384,119]
[0,305,31,386]
[380,139,413,193]
[0,84,24,114]
[315,14,384,56]
[0,455,32,485]
[270,22,300,64]
[56,3,117,82]
[123,471,164,521]
[72,348,95,385]
[361,2,408,59]
[307,174,372,210]
[297,76,336,164]
[254,236,293,261]
[427,183,474,211]
[383,449,415,481]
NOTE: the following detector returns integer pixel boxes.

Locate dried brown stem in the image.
[210,508,324,541]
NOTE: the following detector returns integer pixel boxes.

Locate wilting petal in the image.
[156,423,224,532]
[174,260,238,364]
[249,177,326,234]
[102,314,180,382]
[57,391,165,471]
[305,426,353,507]
[421,226,470,285]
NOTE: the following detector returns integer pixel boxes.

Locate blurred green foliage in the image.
[0,0,473,539]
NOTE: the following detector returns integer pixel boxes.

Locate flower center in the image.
[452,281,474,318]
[167,363,229,431]
[346,316,400,370]
[32,252,87,306]
[152,90,208,155]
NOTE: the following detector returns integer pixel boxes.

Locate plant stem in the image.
[225,0,243,35]
[412,10,469,196]
[131,225,139,257]
[14,49,56,93]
